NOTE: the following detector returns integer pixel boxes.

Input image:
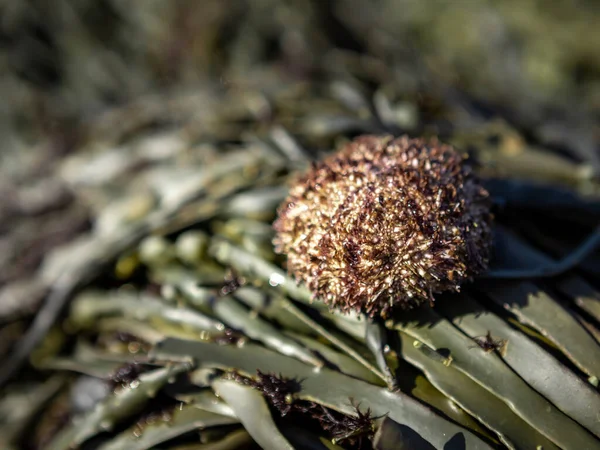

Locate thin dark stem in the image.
[484,225,600,279]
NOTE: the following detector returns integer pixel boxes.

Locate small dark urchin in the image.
[273,135,493,318]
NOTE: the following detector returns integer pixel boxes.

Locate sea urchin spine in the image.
[273,135,493,318]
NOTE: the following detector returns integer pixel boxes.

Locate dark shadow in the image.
[443,432,467,450]
[374,417,468,450]
[373,417,437,450]
[485,178,600,228]
[495,202,600,284]
[387,331,432,393]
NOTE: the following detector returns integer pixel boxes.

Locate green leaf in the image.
[398,332,559,450]
[211,296,323,367]
[212,378,295,450]
[396,307,600,449]
[481,279,600,378]
[316,310,498,441]
[151,338,494,449]
[365,319,397,389]
[437,294,600,438]
[285,331,383,384]
[177,390,237,418]
[98,405,239,450]
[71,290,223,334]
[47,364,190,450]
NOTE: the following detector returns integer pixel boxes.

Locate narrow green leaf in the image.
[70,290,223,335]
[398,330,559,450]
[180,389,341,449]
[280,297,385,382]
[150,264,324,367]
[98,405,239,450]
[437,294,600,438]
[285,331,383,384]
[318,310,498,440]
[151,338,494,449]
[177,390,237,418]
[212,296,323,367]
[234,287,317,335]
[396,307,600,449]
[47,364,190,450]
[481,279,600,378]
[212,379,295,450]
[39,357,123,379]
[208,237,322,309]
[365,320,397,389]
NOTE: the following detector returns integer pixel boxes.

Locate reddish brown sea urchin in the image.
[273,135,493,318]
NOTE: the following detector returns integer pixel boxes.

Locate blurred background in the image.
[1,1,600,448]
[2,0,599,158]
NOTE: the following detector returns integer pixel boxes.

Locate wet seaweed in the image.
[2,3,600,449]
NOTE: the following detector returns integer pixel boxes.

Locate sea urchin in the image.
[273,135,493,318]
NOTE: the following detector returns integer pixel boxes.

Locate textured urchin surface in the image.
[273,135,493,318]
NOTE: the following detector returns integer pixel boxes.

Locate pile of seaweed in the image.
[1,1,599,449]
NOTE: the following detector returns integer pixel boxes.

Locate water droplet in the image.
[268,273,285,287]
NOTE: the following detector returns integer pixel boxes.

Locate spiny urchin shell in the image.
[273,135,493,318]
